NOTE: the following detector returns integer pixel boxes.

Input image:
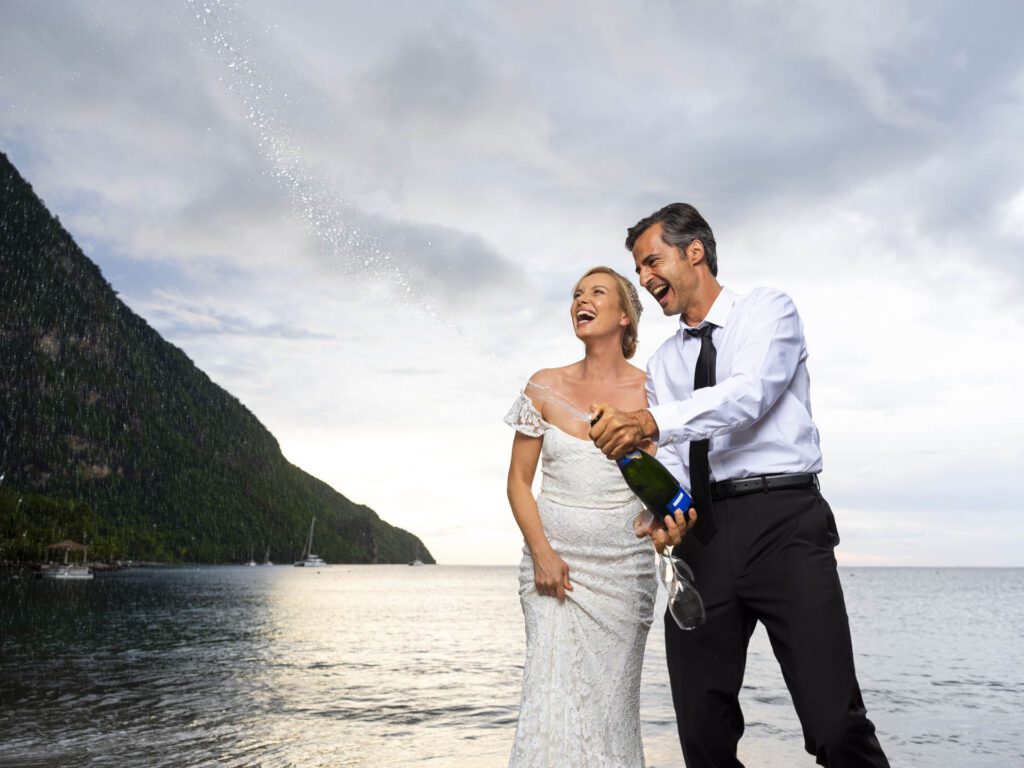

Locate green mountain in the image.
[0,151,433,564]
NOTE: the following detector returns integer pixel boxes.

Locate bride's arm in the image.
[507,433,573,601]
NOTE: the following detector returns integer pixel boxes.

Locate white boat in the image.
[262,545,273,566]
[294,518,327,567]
[43,548,94,580]
[44,564,94,580]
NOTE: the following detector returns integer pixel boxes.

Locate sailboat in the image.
[294,518,327,567]
[262,545,273,566]
[408,543,425,567]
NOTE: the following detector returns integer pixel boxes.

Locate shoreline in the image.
[0,560,166,575]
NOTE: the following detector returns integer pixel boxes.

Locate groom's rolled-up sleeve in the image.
[648,290,805,447]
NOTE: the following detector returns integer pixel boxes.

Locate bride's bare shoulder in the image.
[525,365,584,415]
[523,368,559,409]
[526,368,558,388]
[527,363,581,389]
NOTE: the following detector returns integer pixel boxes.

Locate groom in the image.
[589,203,889,767]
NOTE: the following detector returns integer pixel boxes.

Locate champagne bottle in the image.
[615,449,692,523]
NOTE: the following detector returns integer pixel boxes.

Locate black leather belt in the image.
[710,473,819,500]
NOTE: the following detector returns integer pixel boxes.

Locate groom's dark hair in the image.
[625,203,718,277]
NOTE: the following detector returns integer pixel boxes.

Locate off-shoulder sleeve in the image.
[503,391,549,437]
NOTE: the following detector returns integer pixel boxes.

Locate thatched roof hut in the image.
[45,540,89,563]
[46,540,89,552]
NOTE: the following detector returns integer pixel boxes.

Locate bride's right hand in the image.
[532,546,573,601]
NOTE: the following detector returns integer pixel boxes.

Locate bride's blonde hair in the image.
[573,266,643,359]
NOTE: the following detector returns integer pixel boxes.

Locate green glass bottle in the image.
[615,450,692,522]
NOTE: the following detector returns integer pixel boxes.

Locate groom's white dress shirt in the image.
[645,286,823,490]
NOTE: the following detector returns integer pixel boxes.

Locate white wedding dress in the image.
[505,392,658,768]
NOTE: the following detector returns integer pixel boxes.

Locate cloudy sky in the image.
[3,0,1023,565]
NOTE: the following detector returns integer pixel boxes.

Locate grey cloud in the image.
[170,149,290,243]
[370,27,493,123]
[138,295,336,341]
[10,0,1023,293]
[0,2,230,143]
[173,6,541,309]
[506,1,1024,283]
[1,0,538,317]
[0,2,288,257]
[218,320,335,341]
[361,215,532,305]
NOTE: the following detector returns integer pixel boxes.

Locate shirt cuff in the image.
[647,403,691,446]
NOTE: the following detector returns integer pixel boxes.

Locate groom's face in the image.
[631,223,695,317]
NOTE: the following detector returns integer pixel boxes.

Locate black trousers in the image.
[666,487,889,768]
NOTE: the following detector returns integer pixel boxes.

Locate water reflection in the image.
[0,567,526,767]
[252,566,523,765]
[1,567,1022,767]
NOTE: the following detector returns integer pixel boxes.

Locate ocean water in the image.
[0,566,1021,767]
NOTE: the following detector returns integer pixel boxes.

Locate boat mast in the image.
[304,517,316,559]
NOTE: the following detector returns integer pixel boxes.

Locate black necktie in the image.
[686,323,718,545]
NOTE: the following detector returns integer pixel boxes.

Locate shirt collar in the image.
[681,285,736,331]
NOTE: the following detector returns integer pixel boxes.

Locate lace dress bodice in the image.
[505,390,636,509]
[505,390,657,767]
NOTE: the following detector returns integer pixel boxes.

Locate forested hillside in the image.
[0,151,432,564]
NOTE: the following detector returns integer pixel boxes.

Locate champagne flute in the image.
[627,508,706,630]
[657,551,706,630]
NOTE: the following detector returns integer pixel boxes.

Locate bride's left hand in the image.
[532,546,573,601]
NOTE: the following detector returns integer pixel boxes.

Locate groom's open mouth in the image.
[576,309,596,327]
[649,283,670,306]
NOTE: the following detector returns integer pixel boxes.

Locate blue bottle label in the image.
[616,450,644,468]
[665,489,692,516]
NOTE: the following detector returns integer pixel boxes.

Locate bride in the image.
[505,266,690,767]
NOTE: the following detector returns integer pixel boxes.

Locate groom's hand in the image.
[642,508,697,554]
[589,404,659,459]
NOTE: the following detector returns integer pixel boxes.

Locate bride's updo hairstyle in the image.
[574,266,643,359]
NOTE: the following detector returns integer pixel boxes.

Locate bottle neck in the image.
[616,451,642,468]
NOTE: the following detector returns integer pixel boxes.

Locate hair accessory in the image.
[624,280,644,317]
